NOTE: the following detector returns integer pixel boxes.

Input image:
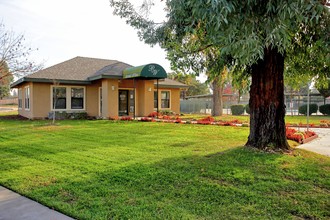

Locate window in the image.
[53,87,67,109]
[71,88,84,109]
[52,86,85,110]
[161,91,170,108]
[24,87,30,110]
[18,89,22,109]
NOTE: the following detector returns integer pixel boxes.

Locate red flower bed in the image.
[148,112,159,118]
[197,116,215,125]
[120,116,133,121]
[286,127,316,143]
[141,117,155,122]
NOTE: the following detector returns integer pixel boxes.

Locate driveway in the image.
[297,128,330,157]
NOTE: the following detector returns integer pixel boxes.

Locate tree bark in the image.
[246,47,290,151]
[212,76,223,116]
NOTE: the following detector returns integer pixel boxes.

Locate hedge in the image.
[319,104,330,115]
[298,104,318,115]
[231,105,245,115]
[245,104,250,114]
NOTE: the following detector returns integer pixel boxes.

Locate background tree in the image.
[0,61,13,99]
[231,66,250,104]
[317,79,330,104]
[167,72,209,98]
[0,22,42,80]
[110,0,330,151]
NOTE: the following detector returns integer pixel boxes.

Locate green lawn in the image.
[0,117,329,219]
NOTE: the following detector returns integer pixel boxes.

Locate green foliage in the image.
[245,104,250,114]
[230,104,245,115]
[319,104,330,115]
[298,104,318,115]
[167,72,209,96]
[317,79,330,99]
[110,0,330,150]
[0,61,13,99]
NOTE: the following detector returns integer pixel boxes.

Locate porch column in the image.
[136,80,154,116]
[101,79,119,119]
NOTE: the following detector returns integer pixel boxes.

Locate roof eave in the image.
[88,74,123,81]
[155,84,189,89]
[11,77,91,88]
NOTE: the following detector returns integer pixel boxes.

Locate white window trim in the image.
[160,90,171,109]
[18,88,22,110]
[24,86,30,111]
[50,85,86,111]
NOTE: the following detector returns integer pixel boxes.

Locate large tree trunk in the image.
[212,76,223,116]
[246,47,290,151]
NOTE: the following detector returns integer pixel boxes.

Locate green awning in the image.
[123,64,167,79]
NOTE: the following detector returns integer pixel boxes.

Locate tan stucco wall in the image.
[101,79,119,118]
[154,88,181,114]
[32,83,51,119]
[16,79,182,119]
[169,88,181,114]
[136,80,154,116]
[86,81,101,117]
[17,82,33,119]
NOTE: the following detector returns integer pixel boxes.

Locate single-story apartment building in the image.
[11,56,188,119]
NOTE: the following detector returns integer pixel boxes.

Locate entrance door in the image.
[119,90,129,116]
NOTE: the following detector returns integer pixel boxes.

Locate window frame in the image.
[71,87,84,109]
[161,90,171,109]
[18,88,22,109]
[24,86,30,111]
[51,85,86,111]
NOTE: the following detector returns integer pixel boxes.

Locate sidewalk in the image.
[297,128,330,157]
[0,186,73,220]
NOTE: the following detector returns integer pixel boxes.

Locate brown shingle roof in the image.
[156,78,189,88]
[28,56,123,81]
[11,56,188,89]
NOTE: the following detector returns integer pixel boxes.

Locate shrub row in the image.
[230,104,250,115]
[232,104,329,116]
[48,111,88,119]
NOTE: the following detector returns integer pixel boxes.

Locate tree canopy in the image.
[0,61,13,99]
[0,22,42,81]
[110,0,330,151]
[167,72,209,97]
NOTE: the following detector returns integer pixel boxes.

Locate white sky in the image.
[0,0,172,71]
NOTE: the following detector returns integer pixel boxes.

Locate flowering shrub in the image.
[120,116,133,121]
[320,120,330,126]
[174,117,182,123]
[148,112,159,118]
[286,127,316,143]
[109,116,119,120]
[141,117,154,122]
[197,116,215,125]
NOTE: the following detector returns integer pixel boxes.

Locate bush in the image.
[48,111,88,120]
[298,104,318,115]
[245,105,250,114]
[231,105,245,115]
[319,104,330,115]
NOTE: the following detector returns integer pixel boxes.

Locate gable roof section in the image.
[27,56,120,81]
[156,78,189,89]
[11,56,187,89]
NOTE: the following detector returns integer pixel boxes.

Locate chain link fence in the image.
[180,94,329,115]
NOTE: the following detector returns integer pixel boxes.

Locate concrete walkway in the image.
[0,186,73,220]
[297,128,330,157]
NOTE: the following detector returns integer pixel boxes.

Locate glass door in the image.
[118,90,129,116]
